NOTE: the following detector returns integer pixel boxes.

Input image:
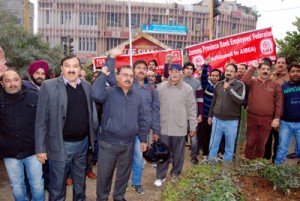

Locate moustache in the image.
[68,71,76,75]
[124,80,131,84]
[262,72,268,75]
[225,74,231,77]
[9,85,17,89]
[138,72,145,75]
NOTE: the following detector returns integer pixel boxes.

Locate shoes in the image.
[201,156,208,164]
[287,153,300,159]
[131,185,145,195]
[154,178,166,187]
[171,175,179,183]
[66,177,73,186]
[87,172,97,179]
[297,160,300,165]
[113,199,127,201]
[151,163,157,168]
[191,158,199,165]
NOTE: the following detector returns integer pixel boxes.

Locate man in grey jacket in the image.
[35,55,95,201]
[154,63,197,187]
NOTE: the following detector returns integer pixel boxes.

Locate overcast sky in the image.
[30,0,300,40]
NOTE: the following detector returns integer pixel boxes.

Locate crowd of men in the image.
[0,45,300,201]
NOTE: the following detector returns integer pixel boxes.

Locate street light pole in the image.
[209,0,213,40]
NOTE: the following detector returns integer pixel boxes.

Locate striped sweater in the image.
[201,65,215,119]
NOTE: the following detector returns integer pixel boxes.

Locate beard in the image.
[31,76,44,86]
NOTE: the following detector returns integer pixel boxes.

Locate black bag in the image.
[143,140,169,164]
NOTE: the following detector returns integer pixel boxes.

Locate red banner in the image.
[93,49,183,75]
[186,27,276,72]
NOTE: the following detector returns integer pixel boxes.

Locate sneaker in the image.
[171,175,179,183]
[131,185,145,195]
[287,153,300,159]
[201,156,208,164]
[191,158,199,165]
[154,178,166,187]
[151,163,157,168]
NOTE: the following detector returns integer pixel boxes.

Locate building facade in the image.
[38,0,257,62]
[0,0,34,33]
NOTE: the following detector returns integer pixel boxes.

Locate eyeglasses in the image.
[118,73,134,79]
[225,70,236,73]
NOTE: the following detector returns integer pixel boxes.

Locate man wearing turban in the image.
[26,60,49,90]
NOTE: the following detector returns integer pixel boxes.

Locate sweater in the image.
[281,81,300,122]
[209,78,245,120]
[157,80,197,136]
[242,67,283,119]
[201,64,215,119]
[181,76,203,116]
[0,86,39,159]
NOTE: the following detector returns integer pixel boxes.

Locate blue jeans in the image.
[131,135,144,185]
[48,137,88,201]
[275,121,300,164]
[208,117,239,160]
[4,154,44,201]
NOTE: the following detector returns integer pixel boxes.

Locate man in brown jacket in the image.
[242,62,283,160]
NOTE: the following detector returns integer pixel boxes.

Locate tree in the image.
[276,17,300,64]
[0,10,63,76]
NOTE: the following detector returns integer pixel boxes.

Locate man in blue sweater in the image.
[91,48,149,201]
[200,57,221,162]
[275,64,300,165]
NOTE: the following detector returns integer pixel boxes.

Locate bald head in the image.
[1,70,22,94]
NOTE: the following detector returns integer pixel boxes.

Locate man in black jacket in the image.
[0,69,44,201]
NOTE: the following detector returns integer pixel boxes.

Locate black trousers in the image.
[264,128,279,161]
[156,135,185,179]
[96,141,134,201]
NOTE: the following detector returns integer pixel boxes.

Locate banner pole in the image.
[128,0,133,67]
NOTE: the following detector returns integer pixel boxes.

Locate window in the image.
[107,13,121,27]
[126,14,140,27]
[46,10,49,24]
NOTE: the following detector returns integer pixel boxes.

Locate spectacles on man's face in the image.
[118,73,134,79]
[225,69,236,73]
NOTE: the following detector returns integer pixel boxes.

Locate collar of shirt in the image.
[167,80,183,88]
[62,76,81,86]
[133,79,148,89]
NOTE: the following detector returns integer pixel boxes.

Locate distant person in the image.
[147,70,157,88]
[148,59,162,83]
[237,64,248,80]
[162,54,173,80]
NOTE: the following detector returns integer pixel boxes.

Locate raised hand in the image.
[110,46,125,58]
